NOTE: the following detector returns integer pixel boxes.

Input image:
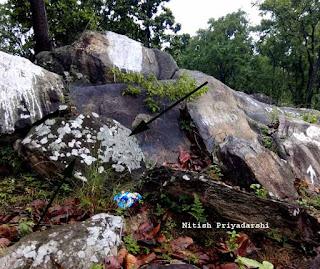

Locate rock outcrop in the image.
[0,214,123,269]
[15,113,145,179]
[0,51,65,135]
[69,84,190,164]
[36,31,178,84]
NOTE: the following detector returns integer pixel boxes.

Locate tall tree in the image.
[0,0,180,56]
[259,0,320,107]
[178,11,254,92]
[29,0,51,54]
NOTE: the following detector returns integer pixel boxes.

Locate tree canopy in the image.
[176,1,320,108]
[0,0,180,57]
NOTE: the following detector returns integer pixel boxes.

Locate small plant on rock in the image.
[250,184,268,198]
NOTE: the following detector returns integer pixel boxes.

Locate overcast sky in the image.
[0,0,262,35]
[167,0,262,35]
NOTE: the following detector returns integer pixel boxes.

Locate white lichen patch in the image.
[22,113,144,175]
[0,51,65,134]
[0,215,123,269]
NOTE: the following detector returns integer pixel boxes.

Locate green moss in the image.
[112,68,208,113]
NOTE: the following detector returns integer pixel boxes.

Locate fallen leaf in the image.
[0,238,11,247]
[137,252,157,266]
[117,248,128,265]
[0,225,18,241]
[144,223,160,240]
[156,234,167,243]
[171,236,193,252]
[125,254,139,269]
[236,233,255,256]
[216,263,239,269]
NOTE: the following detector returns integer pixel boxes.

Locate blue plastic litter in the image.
[113,191,142,209]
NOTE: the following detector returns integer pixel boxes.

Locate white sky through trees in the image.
[167,0,262,35]
[0,0,262,35]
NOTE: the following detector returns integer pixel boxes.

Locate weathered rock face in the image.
[177,69,320,199]
[276,117,320,189]
[175,70,298,199]
[36,31,178,84]
[69,84,190,165]
[218,136,297,199]
[0,214,123,269]
[0,51,65,135]
[15,113,145,180]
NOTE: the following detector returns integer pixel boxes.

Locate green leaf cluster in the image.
[112,68,208,113]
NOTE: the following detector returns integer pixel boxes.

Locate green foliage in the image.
[259,125,274,150]
[122,85,142,97]
[236,256,274,269]
[0,0,180,56]
[297,195,320,210]
[302,113,319,124]
[90,264,104,269]
[178,11,254,92]
[123,235,140,255]
[0,175,51,212]
[250,184,268,198]
[189,194,207,223]
[269,108,280,125]
[112,68,208,113]
[267,229,287,244]
[18,219,34,236]
[0,145,23,174]
[207,164,223,180]
[226,230,240,252]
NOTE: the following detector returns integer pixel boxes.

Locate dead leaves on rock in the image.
[164,148,211,171]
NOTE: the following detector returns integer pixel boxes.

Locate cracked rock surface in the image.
[0,214,123,269]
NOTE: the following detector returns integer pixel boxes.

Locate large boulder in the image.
[36,31,178,84]
[69,84,190,165]
[175,70,299,199]
[15,113,145,180]
[179,69,320,199]
[0,214,123,269]
[0,51,65,135]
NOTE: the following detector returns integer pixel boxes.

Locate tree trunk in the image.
[29,0,51,54]
[142,167,320,246]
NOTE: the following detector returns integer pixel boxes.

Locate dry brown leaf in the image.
[125,254,139,269]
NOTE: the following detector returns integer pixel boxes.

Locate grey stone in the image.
[0,214,123,269]
[70,84,190,165]
[15,113,145,179]
[0,51,65,135]
[36,31,178,84]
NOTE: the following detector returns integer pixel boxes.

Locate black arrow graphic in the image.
[130,81,208,136]
[35,158,76,229]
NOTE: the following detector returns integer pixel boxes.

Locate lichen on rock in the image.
[0,214,123,269]
[17,112,145,179]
